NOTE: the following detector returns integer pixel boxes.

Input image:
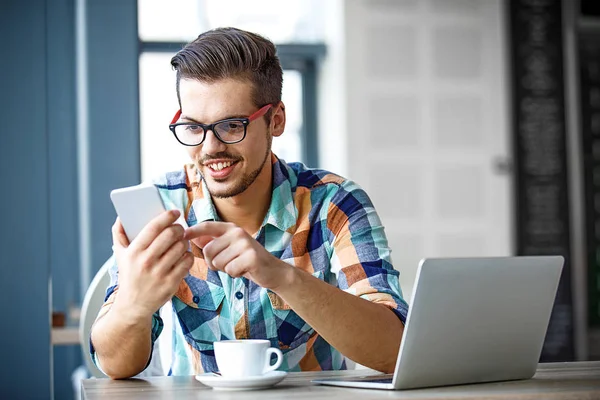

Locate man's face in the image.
[178,78,273,199]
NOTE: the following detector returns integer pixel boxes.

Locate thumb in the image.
[189,235,214,259]
[112,217,130,249]
[190,235,214,250]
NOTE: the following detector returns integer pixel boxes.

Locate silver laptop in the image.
[313,256,564,390]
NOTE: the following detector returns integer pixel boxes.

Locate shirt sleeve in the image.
[326,181,409,323]
[89,255,164,372]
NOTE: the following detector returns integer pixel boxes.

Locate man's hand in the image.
[112,209,194,319]
[184,221,293,291]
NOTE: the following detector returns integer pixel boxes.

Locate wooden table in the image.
[81,361,600,399]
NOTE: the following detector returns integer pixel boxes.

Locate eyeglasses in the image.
[168,104,273,146]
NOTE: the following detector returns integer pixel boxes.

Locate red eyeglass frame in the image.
[168,104,273,146]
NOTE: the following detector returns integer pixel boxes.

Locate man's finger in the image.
[184,221,232,240]
[207,240,240,272]
[146,224,186,260]
[190,235,214,250]
[204,251,218,271]
[131,209,181,251]
[224,259,247,278]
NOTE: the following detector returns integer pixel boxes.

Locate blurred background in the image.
[1,0,599,398]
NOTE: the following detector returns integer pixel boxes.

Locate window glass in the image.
[138,0,206,42]
[139,52,186,181]
[138,0,324,43]
[273,70,303,165]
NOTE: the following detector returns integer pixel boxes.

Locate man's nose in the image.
[202,128,227,154]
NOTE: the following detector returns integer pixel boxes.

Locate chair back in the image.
[79,259,112,378]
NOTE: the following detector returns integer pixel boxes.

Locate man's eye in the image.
[185,125,202,132]
[226,122,244,130]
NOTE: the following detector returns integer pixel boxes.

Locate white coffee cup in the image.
[214,339,283,378]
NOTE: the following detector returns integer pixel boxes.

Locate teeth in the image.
[209,161,232,171]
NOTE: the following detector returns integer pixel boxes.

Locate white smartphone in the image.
[110,183,188,242]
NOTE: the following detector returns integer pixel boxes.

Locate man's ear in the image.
[271,101,286,137]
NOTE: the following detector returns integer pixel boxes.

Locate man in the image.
[91,27,408,379]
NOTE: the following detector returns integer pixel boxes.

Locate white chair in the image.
[79,259,112,378]
[78,258,173,378]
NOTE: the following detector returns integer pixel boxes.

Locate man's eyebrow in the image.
[180,113,248,123]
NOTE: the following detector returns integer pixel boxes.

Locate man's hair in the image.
[171,27,283,117]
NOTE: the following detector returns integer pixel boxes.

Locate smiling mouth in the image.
[206,160,236,171]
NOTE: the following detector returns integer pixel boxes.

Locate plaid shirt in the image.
[93,154,408,375]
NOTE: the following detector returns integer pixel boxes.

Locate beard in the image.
[202,134,272,199]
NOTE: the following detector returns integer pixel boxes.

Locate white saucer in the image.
[195,371,288,391]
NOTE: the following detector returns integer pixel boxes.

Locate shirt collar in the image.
[189,153,298,233]
[189,166,219,223]
[263,153,298,233]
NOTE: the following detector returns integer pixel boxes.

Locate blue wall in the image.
[47,1,83,398]
[0,1,53,398]
[0,0,140,398]
[87,0,140,272]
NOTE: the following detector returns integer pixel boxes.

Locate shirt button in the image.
[235,291,243,300]
[193,295,200,304]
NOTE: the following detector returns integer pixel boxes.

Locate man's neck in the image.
[212,160,273,236]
